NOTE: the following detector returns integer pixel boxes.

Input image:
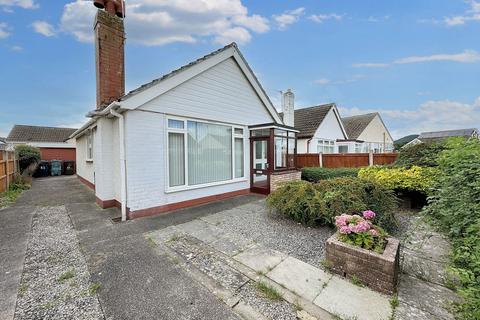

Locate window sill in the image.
[165,178,248,194]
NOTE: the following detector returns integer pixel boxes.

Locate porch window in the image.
[167,117,245,190]
[274,129,296,169]
[318,139,335,154]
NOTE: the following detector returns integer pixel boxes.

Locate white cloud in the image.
[353,62,389,68]
[366,15,390,23]
[308,13,343,23]
[272,7,305,30]
[339,97,480,138]
[8,45,23,51]
[353,50,480,68]
[0,22,10,39]
[0,0,38,10]
[444,0,480,26]
[314,78,331,85]
[60,0,269,46]
[32,21,56,37]
[394,49,480,64]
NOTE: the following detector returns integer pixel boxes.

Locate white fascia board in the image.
[331,104,349,139]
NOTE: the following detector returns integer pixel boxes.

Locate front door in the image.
[250,138,270,194]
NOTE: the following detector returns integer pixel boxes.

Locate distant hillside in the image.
[394,134,419,149]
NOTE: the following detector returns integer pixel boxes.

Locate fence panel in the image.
[296,154,320,168]
[0,150,18,193]
[323,153,370,168]
[296,152,397,169]
[373,153,398,165]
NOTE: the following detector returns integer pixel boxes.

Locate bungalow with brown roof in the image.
[7,125,77,161]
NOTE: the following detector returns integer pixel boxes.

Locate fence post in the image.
[318,152,323,168]
[4,151,8,190]
[369,150,374,166]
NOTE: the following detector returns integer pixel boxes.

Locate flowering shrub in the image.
[358,165,438,194]
[335,210,387,253]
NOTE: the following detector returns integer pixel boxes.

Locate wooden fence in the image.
[296,152,398,169]
[0,150,18,193]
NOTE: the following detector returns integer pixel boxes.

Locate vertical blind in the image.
[187,121,232,185]
[168,133,185,187]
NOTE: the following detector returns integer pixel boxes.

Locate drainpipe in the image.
[110,108,127,222]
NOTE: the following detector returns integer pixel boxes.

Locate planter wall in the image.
[326,234,400,295]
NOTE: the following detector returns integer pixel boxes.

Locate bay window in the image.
[167,117,245,189]
[317,139,335,154]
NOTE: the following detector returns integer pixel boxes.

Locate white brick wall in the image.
[94,118,116,201]
[75,133,94,184]
[124,110,250,212]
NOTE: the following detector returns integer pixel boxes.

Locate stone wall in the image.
[326,234,400,295]
[269,170,301,192]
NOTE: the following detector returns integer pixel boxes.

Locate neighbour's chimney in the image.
[282,89,295,127]
[94,0,125,109]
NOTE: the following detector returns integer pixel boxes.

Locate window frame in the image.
[273,129,296,170]
[317,139,335,154]
[165,116,247,193]
[86,130,94,162]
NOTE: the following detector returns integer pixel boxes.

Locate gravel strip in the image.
[202,200,334,269]
[14,206,104,320]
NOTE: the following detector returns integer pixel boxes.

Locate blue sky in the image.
[1,0,479,139]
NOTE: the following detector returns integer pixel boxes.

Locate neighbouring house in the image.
[6,125,77,161]
[0,137,7,150]
[71,5,300,221]
[281,103,349,154]
[403,128,480,148]
[339,113,394,153]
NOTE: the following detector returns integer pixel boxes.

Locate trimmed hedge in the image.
[358,165,438,194]
[301,167,359,182]
[395,141,446,168]
[267,178,398,232]
[15,145,40,174]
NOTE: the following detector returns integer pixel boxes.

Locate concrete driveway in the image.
[0,176,261,320]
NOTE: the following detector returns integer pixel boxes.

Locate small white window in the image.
[86,131,94,162]
[317,140,335,154]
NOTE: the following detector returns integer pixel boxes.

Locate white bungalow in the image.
[71,8,299,221]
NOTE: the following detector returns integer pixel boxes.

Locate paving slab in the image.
[395,302,437,320]
[267,256,331,301]
[175,218,224,243]
[233,245,287,273]
[314,275,392,320]
[397,274,457,320]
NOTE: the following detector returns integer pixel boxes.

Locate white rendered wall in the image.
[357,115,393,144]
[308,108,346,153]
[75,134,94,184]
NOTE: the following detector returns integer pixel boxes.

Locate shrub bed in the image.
[266,177,397,232]
[301,167,359,182]
[395,141,446,167]
[423,138,480,319]
[358,165,438,194]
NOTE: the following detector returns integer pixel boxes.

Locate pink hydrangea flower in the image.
[339,226,352,234]
[335,214,352,228]
[363,210,376,220]
[369,229,379,237]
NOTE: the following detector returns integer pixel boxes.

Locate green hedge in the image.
[395,141,446,168]
[423,137,480,319]
[301,167,359,182]
[267,178,397,232]
[15,145,40,173]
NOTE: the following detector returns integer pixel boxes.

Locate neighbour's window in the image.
[317,140,335,154]
[355,143,363,153]
[338,145,349,153]
[167,118,245,189]
[86,131,94,161]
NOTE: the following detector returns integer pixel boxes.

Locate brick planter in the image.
[326,233,400,295]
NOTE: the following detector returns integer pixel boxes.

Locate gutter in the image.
[110,107,128,222]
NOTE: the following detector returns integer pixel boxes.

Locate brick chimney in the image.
[94,2,125,109]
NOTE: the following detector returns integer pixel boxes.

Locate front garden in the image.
[267,137,480,320]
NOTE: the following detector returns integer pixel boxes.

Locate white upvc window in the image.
[86,131,94,162]
[317,139,335,154]
[166,117,246,192]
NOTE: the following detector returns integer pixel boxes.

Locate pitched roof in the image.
[7,125,77,143]
[418,128,478,140]
[341,113,378,140]
[281,104,335,139]
[0,137,6,144]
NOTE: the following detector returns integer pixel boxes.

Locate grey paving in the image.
[2,176,262,320]
[0,205,35,320]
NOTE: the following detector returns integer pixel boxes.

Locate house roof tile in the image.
[7,125,77,143]
[341,113,378,140]
[281,104,335,139]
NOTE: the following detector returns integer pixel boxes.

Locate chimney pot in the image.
[93,0,105,9]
